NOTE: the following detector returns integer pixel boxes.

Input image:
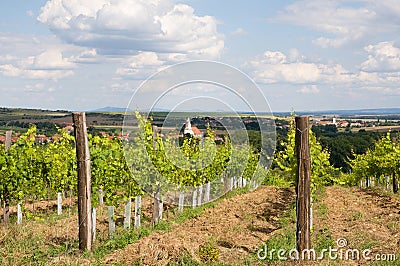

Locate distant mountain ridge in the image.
[87,106,400,116]
[88,106,129,113]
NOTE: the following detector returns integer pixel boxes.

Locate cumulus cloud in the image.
[116,51,164,78]
[247,49,351,84]
[33,49,75,69]
[361,42,400,72]
[0,48,75,80]
[248,48,400,97]
[37,0,224,58]
[70,49,101,64]
[0,34,110,80]
[275,0,400,48]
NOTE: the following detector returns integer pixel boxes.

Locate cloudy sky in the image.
[1,0,400,112]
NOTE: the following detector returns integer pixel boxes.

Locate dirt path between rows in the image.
[315,186,400,264]
[104,186,296,265]
[104,186,400,265]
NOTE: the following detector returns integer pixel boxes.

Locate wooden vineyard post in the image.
[153,189,162,224]
[295,116,311,254]
[72,112,93,252]
[3,130,12,224]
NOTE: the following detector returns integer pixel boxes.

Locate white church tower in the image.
[184,117,194,136]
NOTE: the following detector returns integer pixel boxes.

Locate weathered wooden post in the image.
[295,116,311,254]
[153,189,162,224]
[3,130,12,223]
[151,125,163,224]
[73,112,93,252]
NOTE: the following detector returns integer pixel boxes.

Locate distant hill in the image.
[88,106,129,113]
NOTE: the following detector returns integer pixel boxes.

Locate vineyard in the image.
[0,113,399,265]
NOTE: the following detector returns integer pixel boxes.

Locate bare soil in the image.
[2,185,399,265]
[104,186,296,265]
[314,186,400,264]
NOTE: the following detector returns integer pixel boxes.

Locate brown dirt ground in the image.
[313,186,400,265]
[104,186,296,265]
[103,186,400,266]
[2,185,399,265]
[0,196,77,215]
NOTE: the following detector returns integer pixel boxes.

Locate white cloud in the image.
[33,49,75,69]
[361,42,400,72]
[0,48,75,80]
[70,49,101,64]
[0,54,18,64]
[275,0,400,48]
[297,85,319,94]
[24,83,55,93]
[249,48,400,97]
[37,0,224,58]
[0,64,74,80]
[0,49,74,80]
[116,51,164,78]
[247,50,351,84]
[0,34,108,80]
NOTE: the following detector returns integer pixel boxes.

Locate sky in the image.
[1,0,400,112]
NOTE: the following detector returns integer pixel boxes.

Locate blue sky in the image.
[1,0,400,112]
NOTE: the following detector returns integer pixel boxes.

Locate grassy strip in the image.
[251,186,337,264]
[89,187,251,262]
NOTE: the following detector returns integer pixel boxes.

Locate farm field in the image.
[1,185,399,265]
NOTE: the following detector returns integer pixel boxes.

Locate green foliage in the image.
[132,112,244,191]
[37,128,77,198]
[198,241,219,263]
[0,125,143,208]
[273,119,339,193]
[90,134,143,207]
[313,127,381,172]
[347,132,400,186]
[0,126,40,202]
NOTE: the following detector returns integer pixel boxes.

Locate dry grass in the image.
[1,185,399,265]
